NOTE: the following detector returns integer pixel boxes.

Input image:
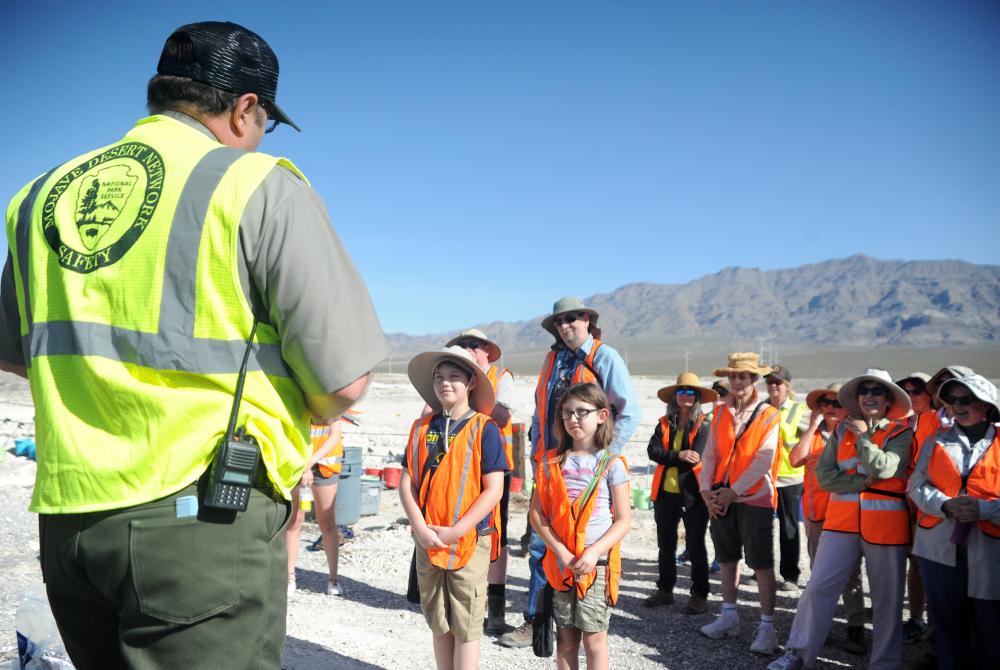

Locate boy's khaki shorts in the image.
[415,534,491,641]
[553,569,612,633]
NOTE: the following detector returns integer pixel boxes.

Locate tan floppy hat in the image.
[407,346,495,415]
[713,352,773,378]
[806,383,843,411]
[541,296,600,338]
[445,328,501,363]
[657,371,718,404]
[838,369,911,420]
[895,372,931,387]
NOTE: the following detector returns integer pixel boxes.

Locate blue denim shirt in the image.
[530,335,641,459]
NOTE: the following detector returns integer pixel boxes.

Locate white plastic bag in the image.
[14,584,74,669]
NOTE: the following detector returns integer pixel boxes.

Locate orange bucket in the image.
[509,476,524,494]
[383,464,403,489]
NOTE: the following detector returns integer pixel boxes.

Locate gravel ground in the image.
[0,371,936,669]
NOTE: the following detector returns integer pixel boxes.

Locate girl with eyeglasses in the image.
[531,383,631,670]
[643,372,715,615]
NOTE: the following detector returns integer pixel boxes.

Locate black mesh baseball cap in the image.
[157,21,300,132]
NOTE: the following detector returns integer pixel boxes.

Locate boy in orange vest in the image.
[399,346,507,669]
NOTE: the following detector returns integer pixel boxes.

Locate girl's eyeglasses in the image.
[561,407,598,421]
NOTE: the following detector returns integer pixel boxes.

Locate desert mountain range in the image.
[388,255,1000,356]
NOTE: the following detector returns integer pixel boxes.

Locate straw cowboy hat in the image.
[712,352,773,378]
[926,365,974,400]
[541,296,600,338]
[445,328,502,363]
[838,369,911,420]
[938,374,1000,418]
[657,371,718,404]
[407,346,495,414]
[806,383,843,411]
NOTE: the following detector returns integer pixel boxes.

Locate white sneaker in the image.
[326,579,343,596]
[751,624,779,655]
[287,578,296,596]
[767,650,804,670]
[700,614,741,639]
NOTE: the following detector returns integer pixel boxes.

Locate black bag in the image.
[406,549,421,603]
[532,583,555,657]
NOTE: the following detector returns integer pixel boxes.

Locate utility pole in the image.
[684,350,690,372]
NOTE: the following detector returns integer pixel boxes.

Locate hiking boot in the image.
[643,589,674,608]
[768,651,805,670]
[484,593,507,634]
[700,614,740,640]
[499,620,533,648]
[902,618,927,644]
[750,624,778,655]
[683,595,709,615]
[838,625,865,655]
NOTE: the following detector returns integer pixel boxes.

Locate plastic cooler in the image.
[334,447,364,525]
[359,476,383,516]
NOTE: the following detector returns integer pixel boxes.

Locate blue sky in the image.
[2,1,998,335]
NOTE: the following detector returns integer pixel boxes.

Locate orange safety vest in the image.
[802,430,831,523]
[709,402,781,507]
[823,421,912,545]
[313,421,345,478]
[910,410,942,469]
[487,365,515,470]
[405,413,501,569]
[536,450,627,604]
[533,341,603,462]
[650,416,702,502]
[916,433,1000,538]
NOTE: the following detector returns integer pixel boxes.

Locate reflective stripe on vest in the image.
[487,365,515,469]
[822,421,912,545]
[916,434,1000,538]
[533,341,602,461]
[8,115,311,513]
[803,431,832,523]
[405,413,498,570]
[649,416,702,502]
[537,450,625,604]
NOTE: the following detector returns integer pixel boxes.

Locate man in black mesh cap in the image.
[0,21,386,668]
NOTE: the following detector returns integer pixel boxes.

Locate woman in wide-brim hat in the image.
[837,368,911,421]
[644,371,716,615]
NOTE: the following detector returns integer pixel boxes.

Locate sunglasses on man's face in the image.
[857,385,888,397]
[553,312,586,327]
[675,388,698,398]
[457,339,486,351]
[817,397,843,409]
[259,100,279,134]
[941,394,975,407]
[902,384,927,396]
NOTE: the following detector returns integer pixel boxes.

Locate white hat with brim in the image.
[806,383,843,411]
[445,328,502,363]
[541,296,600,338]
[838,369,911,420]
[407,346,495,415]
[657,371,718,404]
[894,372,931,387]
[926,365,975,400]
[938,374,999,418]
[712,352,773,378]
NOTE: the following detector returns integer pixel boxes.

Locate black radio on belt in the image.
[204,320,262,511]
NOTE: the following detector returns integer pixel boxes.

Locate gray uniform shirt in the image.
[0,111,387,396]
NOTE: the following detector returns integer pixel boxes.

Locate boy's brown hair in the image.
[552,383,615,463]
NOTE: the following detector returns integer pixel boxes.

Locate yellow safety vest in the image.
[776,401,807,479]
[6,114,311,513]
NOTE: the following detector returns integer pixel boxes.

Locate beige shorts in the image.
[552,569,612,633]
[415,535,491,641]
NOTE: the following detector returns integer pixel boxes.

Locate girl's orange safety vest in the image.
[916,432,1000,538]
[709,402,781,507]
[802,430,831,523]
[823,421,912,545]
[536,450,627,604]
[312,422,344,478]
[533,341,603,462]
[487,365,515,470]
[405,413,501,570]
[650,416,702,502]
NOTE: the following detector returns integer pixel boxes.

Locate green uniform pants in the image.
[40,479,290,670]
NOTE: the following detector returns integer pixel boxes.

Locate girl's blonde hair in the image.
[552,383,615,463]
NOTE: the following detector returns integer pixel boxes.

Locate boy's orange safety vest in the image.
[916,433,1000,538]
[533,341,603,461]
[823,421,912,545]
[406,413,501,570]
[487,365,515,470]
[312,422,345,478]
[709,402,781,507]
[650,416,702,501]
[802,430,831,523]
[536,450,627,604]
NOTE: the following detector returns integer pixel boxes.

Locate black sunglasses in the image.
[553,312,586,326]
[941,394,974,407]
[457,339,486,351]
[817,397,843,409]
[902,384,927,396]
[260,100,279,134]
[857,385,888,397]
